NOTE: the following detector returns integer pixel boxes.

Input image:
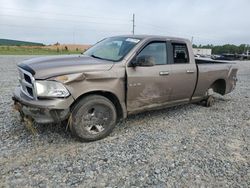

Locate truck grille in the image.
[18,68,37,100]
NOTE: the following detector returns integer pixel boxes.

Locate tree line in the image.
[0,39,44,46]
[192,44,250,55]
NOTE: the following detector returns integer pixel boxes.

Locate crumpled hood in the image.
[18,55,114,79]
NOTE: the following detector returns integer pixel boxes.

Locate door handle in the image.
[159,71,169,76]
[186,70,195,73]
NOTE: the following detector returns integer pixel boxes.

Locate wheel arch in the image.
[70,90,125,121]
[210,79,226,95]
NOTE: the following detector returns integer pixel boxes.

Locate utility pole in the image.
[73,25,76,44]
[73,31,75,44]
[132,13,135,35]
[191,36,194,44]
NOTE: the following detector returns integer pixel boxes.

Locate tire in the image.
[70,95,117,142]
[205,95,214,107]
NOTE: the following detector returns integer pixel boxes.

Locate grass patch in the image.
[0,46,81,55]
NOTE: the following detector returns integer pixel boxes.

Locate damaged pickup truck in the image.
[13,35,238,141]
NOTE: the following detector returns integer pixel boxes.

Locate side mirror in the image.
[131,55,155,67]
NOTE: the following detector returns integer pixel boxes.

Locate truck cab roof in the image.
[114,35,190,43]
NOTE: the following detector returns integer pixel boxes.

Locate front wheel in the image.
[70,95,117,142]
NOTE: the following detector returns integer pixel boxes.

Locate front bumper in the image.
[13,87,75,124]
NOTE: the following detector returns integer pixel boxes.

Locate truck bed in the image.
[192,59,238,99]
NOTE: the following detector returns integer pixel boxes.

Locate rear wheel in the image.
[205,95,215,107]
[204,88,215,107]
[70,95,117,142]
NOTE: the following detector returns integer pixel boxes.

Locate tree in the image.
[193,43,250,54]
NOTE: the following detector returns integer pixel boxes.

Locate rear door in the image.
[168,42,197,102]
[126,41,172,112]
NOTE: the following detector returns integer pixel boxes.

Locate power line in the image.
[1,23,128,33]
[0,14,130,26]
[0,7,181,36]
[0,6,222,43]
[0,6,130,22]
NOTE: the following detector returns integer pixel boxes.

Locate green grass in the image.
[0,46,81,55]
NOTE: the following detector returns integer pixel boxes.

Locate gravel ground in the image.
[0,56,249,187]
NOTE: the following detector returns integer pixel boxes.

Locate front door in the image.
[126,41,172,112]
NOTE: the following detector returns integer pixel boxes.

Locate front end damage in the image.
[13,55,125,134]
[13,98,70,124]
[13,87,74,128]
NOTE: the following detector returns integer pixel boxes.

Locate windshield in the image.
[84,37,141,61]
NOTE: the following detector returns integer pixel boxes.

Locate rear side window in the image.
[172,43,189,63]
[137,42,167,65]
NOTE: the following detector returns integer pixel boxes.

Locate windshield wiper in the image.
[91,54,106,60]
[90,54,115,62]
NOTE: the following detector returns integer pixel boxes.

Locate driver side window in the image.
[137,42,167,65]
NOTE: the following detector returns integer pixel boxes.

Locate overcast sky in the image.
[0,0,249,45]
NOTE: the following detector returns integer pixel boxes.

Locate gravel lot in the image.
[0,56,249,187]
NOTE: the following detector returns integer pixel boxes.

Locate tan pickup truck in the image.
[13,35,238,141]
